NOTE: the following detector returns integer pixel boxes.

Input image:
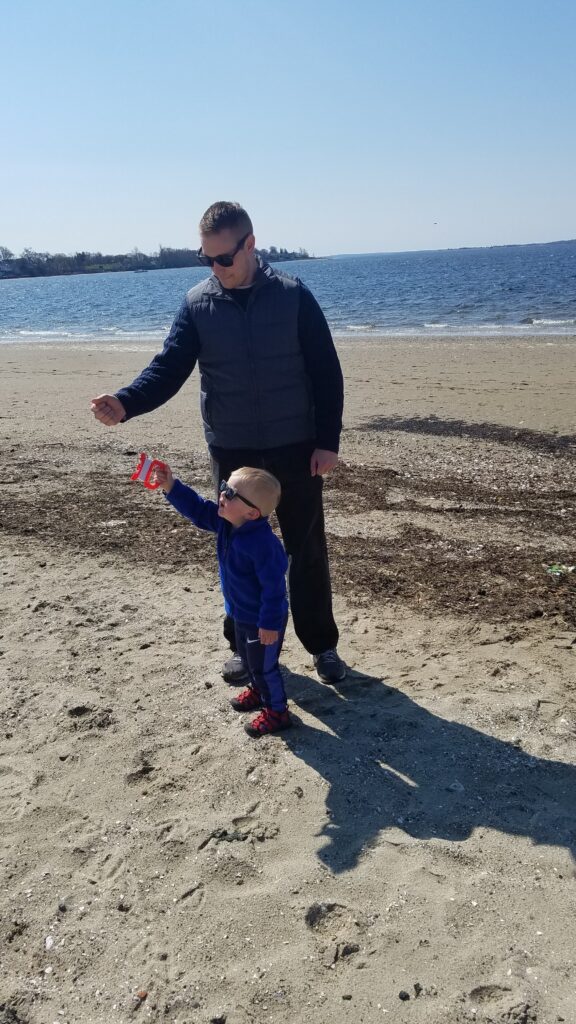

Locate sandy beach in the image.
[1,335,576,1024]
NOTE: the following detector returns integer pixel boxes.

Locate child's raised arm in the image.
[163,477,220,533]
[136,455,219,532]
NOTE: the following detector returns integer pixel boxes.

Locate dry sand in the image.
[1,336,576,1024]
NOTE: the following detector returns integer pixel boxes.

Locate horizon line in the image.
[322,236,576,259]
[3,236,575,265]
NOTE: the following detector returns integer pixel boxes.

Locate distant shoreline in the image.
[329,237,576,259]
[0,248,313,282]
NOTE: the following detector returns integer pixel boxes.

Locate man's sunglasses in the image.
[197,232,250,268]
[219,479,260,513]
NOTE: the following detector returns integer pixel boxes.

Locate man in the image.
[91,201,345,684]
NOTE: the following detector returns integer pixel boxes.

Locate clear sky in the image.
[2,0,575,256]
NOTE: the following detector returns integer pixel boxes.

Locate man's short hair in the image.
[199,202,253,238]
[232,467,281,518]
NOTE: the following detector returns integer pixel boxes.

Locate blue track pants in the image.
[234,618,288,712]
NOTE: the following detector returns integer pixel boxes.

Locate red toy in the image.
[130,452,167,490]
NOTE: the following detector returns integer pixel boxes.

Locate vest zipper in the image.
[216,290,264,449]
[244,290,264,448]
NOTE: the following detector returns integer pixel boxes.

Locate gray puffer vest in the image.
[186,260,315,450]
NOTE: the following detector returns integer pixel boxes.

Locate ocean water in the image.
[1,239,575,345]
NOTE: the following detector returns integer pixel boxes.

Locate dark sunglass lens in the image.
[213,234,248,268]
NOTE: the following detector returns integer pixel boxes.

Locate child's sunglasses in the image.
[219,479,260,513]
[197,232,250,268]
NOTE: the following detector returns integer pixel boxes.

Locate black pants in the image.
[210,442,339,656]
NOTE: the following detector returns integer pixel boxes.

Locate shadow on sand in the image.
[354,414,576,456]
[284,668,576,874]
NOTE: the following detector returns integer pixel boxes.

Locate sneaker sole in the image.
[222,670,250,685]
[316,669,347,683]
[244,722,293,738]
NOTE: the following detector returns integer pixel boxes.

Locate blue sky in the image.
[2,0,575,256]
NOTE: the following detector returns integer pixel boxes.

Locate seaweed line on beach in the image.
[2,456,575,627]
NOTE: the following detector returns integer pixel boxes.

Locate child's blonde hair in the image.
[231,467,281,517]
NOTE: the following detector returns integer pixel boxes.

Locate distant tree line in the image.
[0,244,311,280]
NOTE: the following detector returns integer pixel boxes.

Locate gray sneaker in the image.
[222,651,249,684]
[313,649,346,683]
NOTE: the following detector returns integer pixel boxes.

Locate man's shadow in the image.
[283,669,576,874]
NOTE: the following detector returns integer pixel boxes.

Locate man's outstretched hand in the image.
[310,448,338,476]
[91,394,126,426]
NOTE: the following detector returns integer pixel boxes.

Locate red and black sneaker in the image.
[244,707,292,738]
[230,687,262,712]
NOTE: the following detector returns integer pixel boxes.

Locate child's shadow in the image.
[284,669,576,874]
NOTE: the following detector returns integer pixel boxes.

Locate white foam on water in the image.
[531,318,576,326]
[0,327,167,347]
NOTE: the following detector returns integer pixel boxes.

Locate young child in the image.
[149,462,292,738]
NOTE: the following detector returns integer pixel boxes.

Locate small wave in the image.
[344,323,375,331]
[16,329,80,337]
[102,327,170,337]
[531,318,576,326]
[10,326,168,338]
[0,328,166,348]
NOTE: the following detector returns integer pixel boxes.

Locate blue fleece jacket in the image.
[166,479,289,631]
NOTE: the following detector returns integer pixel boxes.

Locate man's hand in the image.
[258,627,279,646]
[150,463,175,494]
[310,448,338,476]
[90,394,126,426]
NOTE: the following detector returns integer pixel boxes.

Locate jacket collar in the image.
[202,257,275,299]
[224,514,270,536]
